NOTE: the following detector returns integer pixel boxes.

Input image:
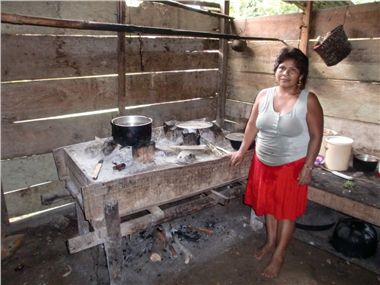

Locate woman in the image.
[230,47,323,278]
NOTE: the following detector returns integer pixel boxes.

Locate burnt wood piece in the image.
[1,13,287,44]
[150,227,168,262]
[104,200,124,285]
[132,141,156,163]
[163,121,182,142]
[182,129,200,145]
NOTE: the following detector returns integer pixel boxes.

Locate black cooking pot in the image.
[225,133,255,151]
[111,115,152,147]
[330,218,378,258]
[353,153,378,172]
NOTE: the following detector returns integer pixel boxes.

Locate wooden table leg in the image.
[76,202,90,235]
[104,199,124,285]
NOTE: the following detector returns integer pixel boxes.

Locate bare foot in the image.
[261,255,284,279]
[255,243,275,260]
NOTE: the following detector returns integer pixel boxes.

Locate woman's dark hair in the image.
[274,47,309,89]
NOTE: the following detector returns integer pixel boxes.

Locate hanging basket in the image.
[313,25,352,67]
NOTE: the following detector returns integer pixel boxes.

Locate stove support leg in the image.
[104,199,124,285]
[76,202,90,235]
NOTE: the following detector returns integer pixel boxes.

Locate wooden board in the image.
[308,79,380,124]
[310,3,380,39]
[232,13,302,41]
[308,39,380,82]
[1,97,216,159]
[1,1,118,35]
[233,3,380,40]
[227,39,380,82]
[1,153,59,192]
[62,145,254,222]
[1,1,219,35]
[225,71,380,124]
[3,180,71,218]
[1,70,218,121]
[311,169,380,209]
[1,35,219,81]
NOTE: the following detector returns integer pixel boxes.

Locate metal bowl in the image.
[353,153,378,172]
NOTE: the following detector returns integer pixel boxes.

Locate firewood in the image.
[132,142,155,163]
[149,228,167,262]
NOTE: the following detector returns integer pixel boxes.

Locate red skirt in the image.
[244,154,308,221]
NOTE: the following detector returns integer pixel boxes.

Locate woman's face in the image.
[275,59,302,89]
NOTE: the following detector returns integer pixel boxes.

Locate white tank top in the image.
[255,87,310,166]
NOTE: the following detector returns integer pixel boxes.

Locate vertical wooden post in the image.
[216,1,230,128]
[75,202,90,235]
[117,1,127,115]
[299,1,313,55]
[1,185,10,237]
[104,199,124,285]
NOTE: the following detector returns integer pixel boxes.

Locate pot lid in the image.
[225,132,244,141]
[176,120,213,129]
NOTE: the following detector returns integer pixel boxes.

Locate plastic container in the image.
[324,136,354,171]
[319,128,338,157]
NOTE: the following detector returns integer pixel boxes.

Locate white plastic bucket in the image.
[324,136,354,171]
[319,128,338,157]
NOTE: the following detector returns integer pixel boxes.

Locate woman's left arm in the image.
[298,91,324,184]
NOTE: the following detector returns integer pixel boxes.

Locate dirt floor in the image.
[2,197,379,285]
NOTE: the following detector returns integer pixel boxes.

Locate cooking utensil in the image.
[318,165,353,180]
[231,39,247,52]
[92,159,103,180]
[330,218,377,258]
[111,115,152,147]
[353,153,378,172]
[225,132,255,151]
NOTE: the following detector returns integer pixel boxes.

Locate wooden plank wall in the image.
[1,1,220,221]
[226,3,380,153]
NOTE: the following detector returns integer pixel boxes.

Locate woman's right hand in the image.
[229,150,245,167]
